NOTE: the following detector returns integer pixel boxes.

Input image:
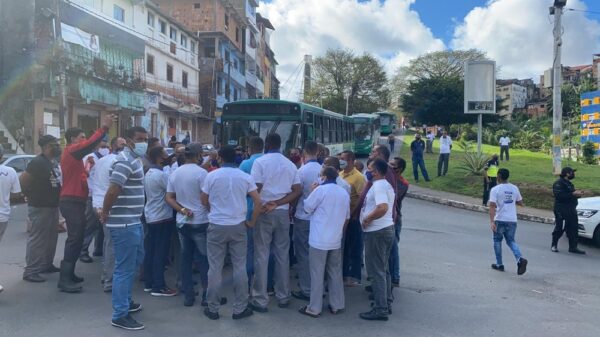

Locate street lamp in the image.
[344,87,351,116]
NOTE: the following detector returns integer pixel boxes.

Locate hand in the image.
[310,182,319,192]
[180,208,193,217]
[245,220,256,228]
[103,114,114,129]
[573,190,584,198]
[490,222,497,233]
[362,217,371,228]
[95,208,103,219]
[100,211,109,224]
[262,201,278,214]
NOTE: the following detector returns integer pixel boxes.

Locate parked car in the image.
[0,154,36,176]
[577,196,600,246]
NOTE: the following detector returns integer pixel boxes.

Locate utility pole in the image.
[54,0,67,144]
[345,87,350,116]
[303,55,311,102]
[550,0,566,175]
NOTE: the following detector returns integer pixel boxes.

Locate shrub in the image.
[456,139,489,176]
[581,141,598,165]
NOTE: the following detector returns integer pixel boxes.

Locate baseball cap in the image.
[184,142,203,156]
[560,167,576,176]
[38,135,58,147]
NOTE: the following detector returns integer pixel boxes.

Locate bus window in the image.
[323,117,330,144]
[315,116,323,143]
[336,120,341,143]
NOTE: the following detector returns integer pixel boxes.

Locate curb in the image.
[406,191,555,224]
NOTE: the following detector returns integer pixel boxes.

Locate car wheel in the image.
[594,225,600,247]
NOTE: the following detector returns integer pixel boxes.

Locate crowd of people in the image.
[0,119,589,331]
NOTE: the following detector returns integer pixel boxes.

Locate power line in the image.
[565,7,600,16]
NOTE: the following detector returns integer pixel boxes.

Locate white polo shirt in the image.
[294,161,322,220]
[167,163,209,225]
[360,179,395,232]
[439,136,453,154]
[304,182,350,250]
[499,137,510,146]
[144,167,172,223]
[251,152,301,210]
[202,166,257,225]
[91,153,117,208]
[0,165,21,223]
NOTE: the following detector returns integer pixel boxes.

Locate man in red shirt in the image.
[58,115,112,293]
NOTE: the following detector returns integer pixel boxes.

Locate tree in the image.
[403,49,488,81]
[305,48,389,114]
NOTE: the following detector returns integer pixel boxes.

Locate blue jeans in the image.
[412,156,430,181]
[109,224,144,320]
[178,223,209,301]
[388,216,402,283]
[493,221,522,266]
[342,218,364,281]
[144,220,175,291]
[246,227,275,289]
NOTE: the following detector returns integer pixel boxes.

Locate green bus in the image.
[220,99,354,154]
[377,111,397,135]
[352,113,381,156]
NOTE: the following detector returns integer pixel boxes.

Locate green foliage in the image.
[513,130,546,152]
[304,48,390,114]
[581,141,598,165]
[456,139,489,176]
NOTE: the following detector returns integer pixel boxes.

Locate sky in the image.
[257,0,600,100]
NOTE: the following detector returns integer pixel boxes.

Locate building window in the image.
[146,54,154,74]
[194,3,201,9]
[224,51,230,64]
[147,12,155,27]
[113,5,125,22]
[235,28,240,43]
[166,64,173,82]
[181,35,187,48]
[182,71,188,88]
[234,87,238,101]
[170,27,177,41]
[233,59,238,70]
[159,20,167,34]
[181,120,189,130]
[217,78,223,95]
[224,14,229,30]
[190,41,196,54]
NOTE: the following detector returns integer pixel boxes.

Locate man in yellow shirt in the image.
[340,150,366,286]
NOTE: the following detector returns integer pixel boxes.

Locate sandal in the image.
[298,305,320,318]
[328,305,345,315]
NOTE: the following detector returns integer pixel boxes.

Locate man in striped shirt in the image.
[101,127,148,331]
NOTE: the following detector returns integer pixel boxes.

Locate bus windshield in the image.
[354,122,372,141]
[222,120,298,150]
[380,115,391,125]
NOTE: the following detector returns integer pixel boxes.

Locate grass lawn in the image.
[397,132,600,210]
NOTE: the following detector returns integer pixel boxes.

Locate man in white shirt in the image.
[201,146,261,320]
[91,137,125,292]
[143,146,176,297]
[165,143,211,307]
[249,133,302,312]
[299,166,349,318]
[359,158,396,321]
[437,130,452,177]
[488,168,527,275]
[0,146,23,293]
[499,134,510,161]
[291,141,321,301]
[425,131,435,153]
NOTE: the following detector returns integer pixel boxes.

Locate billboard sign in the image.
[464,61,496,114]
[580,90,600,155]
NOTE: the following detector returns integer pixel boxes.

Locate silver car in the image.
[0,154,36,176]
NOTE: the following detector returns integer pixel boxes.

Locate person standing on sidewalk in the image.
[551,167,585,254]
[143,146,177,297]
[488,168,528,275]
[92,137,126,293]
[437,131,452,177]
[388,134,396,154]
[359,159,396,321]
[298,166,350,318]
[388,157,408,287]
[340,150,366,287]
[58,115,112,293]
[101,126,148,330]
[499,134,510,161]
[291,141,321,302]
[201,145,261,320]
[249,133,302,312]
[0,145,23,293]
[20,135,62,283]
[410,134,430,182]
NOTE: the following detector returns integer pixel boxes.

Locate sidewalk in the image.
[391,131,554,224]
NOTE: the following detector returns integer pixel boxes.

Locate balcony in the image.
[216,93,228,109]
[145,81,200,106]
[227,67,246,86]
[255,77,265,95]
[245,70,257,88]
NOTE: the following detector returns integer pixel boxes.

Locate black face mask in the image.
[162,158,172,167]
[568,173,575,180]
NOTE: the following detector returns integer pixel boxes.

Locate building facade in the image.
[496,82,527,117]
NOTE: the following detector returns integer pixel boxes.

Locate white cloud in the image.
[258,0,445,100]
[451,0,600,80]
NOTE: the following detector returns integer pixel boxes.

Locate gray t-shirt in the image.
[106,148,145,227]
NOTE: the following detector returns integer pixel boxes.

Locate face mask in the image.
[115,146,124,153]
[52,147,62,159]
[162,158,172,167]
[318,177,325,184]
[290,154,302,164]
[365,171,373,182]
[133,142,148,156]
[211,159,219,167]
[98,148,110,157]
[339,160,348,170]
[568,173,575,180]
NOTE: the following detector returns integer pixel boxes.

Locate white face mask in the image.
[98,148,110,157]
[340,160,348,170]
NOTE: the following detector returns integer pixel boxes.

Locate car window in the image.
[6,158,26,172]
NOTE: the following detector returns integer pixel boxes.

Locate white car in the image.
[577,197,600,246]
[0,154,36,176]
